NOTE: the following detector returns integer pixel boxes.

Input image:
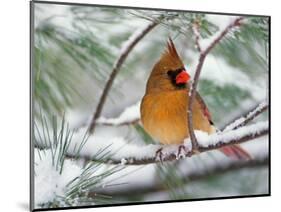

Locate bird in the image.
[140,38,251,160]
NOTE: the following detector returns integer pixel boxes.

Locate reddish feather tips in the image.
[203,108,212,122]
[220,145,252,160]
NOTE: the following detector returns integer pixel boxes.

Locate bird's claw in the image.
[155,147,164,163]
[176,144,188,159]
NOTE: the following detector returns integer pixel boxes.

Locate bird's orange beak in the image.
[176,70,190,84]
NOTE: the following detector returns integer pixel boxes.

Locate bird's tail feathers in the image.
[220,145,252,160]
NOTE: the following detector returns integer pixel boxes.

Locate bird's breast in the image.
[140,90,188,145]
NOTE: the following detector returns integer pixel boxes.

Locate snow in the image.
[120,158,128,165]
[223,101,268,132]
[223,117,246,132]
[97,101,140,126]
[246,101,268,118]
[34,3,76,37]
[35,118,268,165]
[70,127,161,161]
[34,122,160,162]
[34,149,83,206]
[98,136,268,195]
[34,117,268,203]
[193,121,268,147]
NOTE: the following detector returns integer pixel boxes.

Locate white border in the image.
[1,0,280,211]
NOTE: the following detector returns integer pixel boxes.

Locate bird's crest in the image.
[158,38,184,71]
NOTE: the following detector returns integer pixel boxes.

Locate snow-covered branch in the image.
[62,121,268,165]
[187,17,244,152]
[96,101,140,126]
[35,100,268,167]
[88,20,159,134]
[223,101,268,131]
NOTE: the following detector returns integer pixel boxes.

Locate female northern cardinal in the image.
[140,38,251,160]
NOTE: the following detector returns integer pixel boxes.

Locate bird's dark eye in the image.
[167,70,173,76]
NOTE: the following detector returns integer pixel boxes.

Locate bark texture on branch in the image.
[106,126,267,165]
[188,17,244,152]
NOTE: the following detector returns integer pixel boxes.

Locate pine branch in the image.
[61,121,268,165]
[108,123,267,165]
[187,17,244,152]
[88,20,159,134]
[223,101,268,131]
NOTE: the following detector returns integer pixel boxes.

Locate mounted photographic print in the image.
[30,1,270,211]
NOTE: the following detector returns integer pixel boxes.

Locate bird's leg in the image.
[177,144,189,159]
[155,147,164,163]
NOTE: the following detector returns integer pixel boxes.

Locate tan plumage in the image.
[141,39,213,145]
[140,39,250,159]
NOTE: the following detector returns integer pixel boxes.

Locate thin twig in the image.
[88,20,159,134]
[192,20,202,53]
[97,118,139,127]
[223,101,268,131]
[187,17,244,152]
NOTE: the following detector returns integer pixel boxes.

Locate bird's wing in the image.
[195,91,214,125]
[195,92,252,160]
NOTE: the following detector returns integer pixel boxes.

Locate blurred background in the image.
[33,2,269,209]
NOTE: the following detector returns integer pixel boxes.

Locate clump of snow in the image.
[65,108,91,129]
[69,126,160,161]
[194,121,268,147]
[120,158,128,165]
[34,149,83,206]
[96,101,140,126]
